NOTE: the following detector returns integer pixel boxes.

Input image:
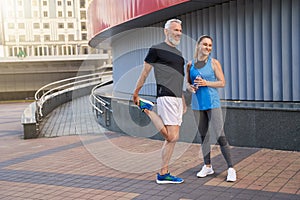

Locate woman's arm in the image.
[198,58,225,88]
[186,61,197,93]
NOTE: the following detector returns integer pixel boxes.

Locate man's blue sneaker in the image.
[156,172,184,184]
[139,98,154,112]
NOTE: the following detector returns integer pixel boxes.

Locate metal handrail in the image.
[89,80,113,114]
[35,68,112,120]
[35,71,111,100]
[37,75,105,102]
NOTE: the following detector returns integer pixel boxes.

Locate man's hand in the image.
[132,62,153,106]
[133,93,139,106]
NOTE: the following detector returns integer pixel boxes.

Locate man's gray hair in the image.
[164,19,182,29]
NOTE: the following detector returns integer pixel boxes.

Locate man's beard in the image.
[168,35,180,46]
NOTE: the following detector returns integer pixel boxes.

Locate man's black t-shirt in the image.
[144,42,185,98]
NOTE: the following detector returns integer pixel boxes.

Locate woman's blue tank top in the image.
[190,56,221,110]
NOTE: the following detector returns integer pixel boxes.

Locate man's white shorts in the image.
[157,96,183,126]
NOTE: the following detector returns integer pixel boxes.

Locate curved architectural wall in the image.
[89,0,189,34]
[110,0,300,102]
[89,0,300,151]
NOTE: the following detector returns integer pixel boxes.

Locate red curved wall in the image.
[88,0,189,37]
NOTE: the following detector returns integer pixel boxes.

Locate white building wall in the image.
[0,0,100,58]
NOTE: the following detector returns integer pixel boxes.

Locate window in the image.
[34,47,38,56]
[48,47,52,56]
[57,1,62,6]
[43,1,47,6]
[72,46,76,55]
[44,35,50,41]
[33,23,40,29]
[58,46,62,55]
[61,45,72,55]
[9,47,13,56]
[8,23,14,29]
[34,46,49,56]
[9,35,16,42]
[80,0,85,8]
[67,1,72,6]
[43,11,48,17]
[81,22,86,31]
[67,23,74,29]
[58,35,65,41]
[18,23,25,29]
[34,35,40,42]
[80,11,86,19]
[26,47,32,56]
[22,48,28,56]
[58,23,64,29]
[14,47,18,56]
[62,46,67,55]
[68,35,74,41]
[81,33,87,40]
[43,23,49,29]
[83,46,88,54]
[32,0,37,6]
[67,46,72,55]
[38,47,43,55]
[19,35,26,42]
[33,11,39,18]
[58,11,62,17]
[68,11,72,17]
[17,0,23,6]
[43,46,49,56]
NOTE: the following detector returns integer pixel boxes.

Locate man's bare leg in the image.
[144,109,168,140]
[144,110,180,174]
[160,125,180,175]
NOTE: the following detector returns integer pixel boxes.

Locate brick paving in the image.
[0,98,299,200]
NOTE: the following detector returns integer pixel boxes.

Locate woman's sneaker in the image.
[197,165,214,178]
[156,172,184,184]
[139,98,154,112]
[226,168,237,182]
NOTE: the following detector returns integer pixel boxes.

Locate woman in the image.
[186,35,236,182]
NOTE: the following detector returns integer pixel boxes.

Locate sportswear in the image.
[189,56,220,110]
[144,42,185,98]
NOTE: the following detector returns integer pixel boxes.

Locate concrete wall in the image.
[0,58,107,100]
[224,108,300,151]
[95,94,300,151]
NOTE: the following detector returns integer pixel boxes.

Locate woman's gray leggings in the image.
[193,108,233,168]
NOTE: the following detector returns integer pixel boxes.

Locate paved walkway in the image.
[0,98,299,200]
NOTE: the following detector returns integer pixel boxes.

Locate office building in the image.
[0,0,98,58]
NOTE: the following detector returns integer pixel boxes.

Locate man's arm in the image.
[133,62,153,105]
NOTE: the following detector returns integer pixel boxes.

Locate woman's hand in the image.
[187,82,198,93]
[194,76,208,87]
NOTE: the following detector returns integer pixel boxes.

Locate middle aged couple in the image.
[133,19,237,184]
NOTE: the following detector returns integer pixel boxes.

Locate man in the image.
[133,19,186,184]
